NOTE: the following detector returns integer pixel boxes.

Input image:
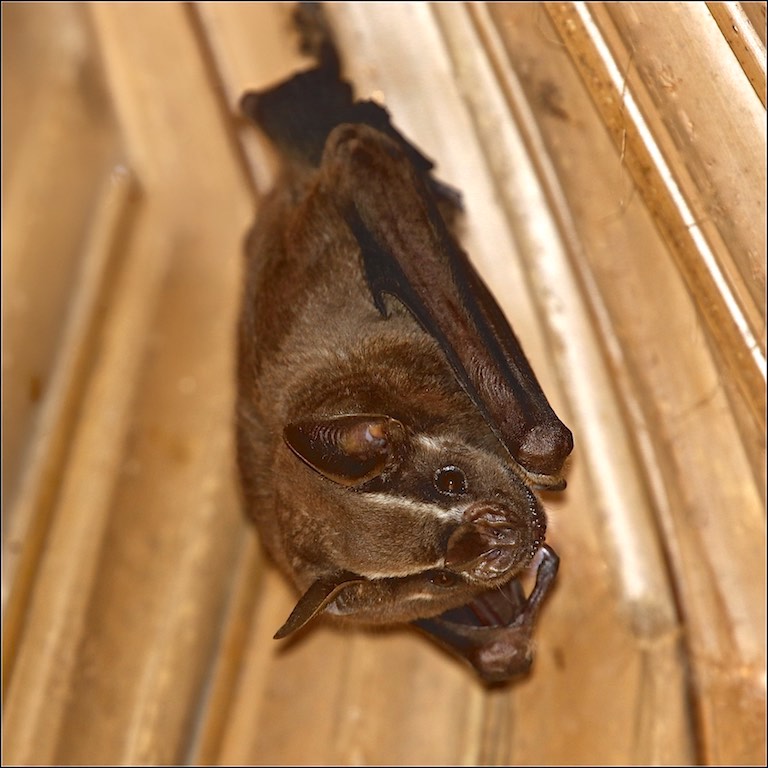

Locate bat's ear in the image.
[274,571,366,639]
[284,414,407,486]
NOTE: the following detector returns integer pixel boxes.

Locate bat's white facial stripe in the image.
[363,492,464,523]
[353,568,438,580]
[329,589,443,608]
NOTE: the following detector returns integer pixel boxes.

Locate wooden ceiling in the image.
[3,3,765,764]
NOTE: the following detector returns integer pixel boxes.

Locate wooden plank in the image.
[544,3,765,440]
[49,3,254,763]
[1,1,121,518]
[1,194,173,766]
[486,2,765,764]
[2,166,138,698]
[2,1,255,763]
[597,0,767,493]
[708,1,767,107]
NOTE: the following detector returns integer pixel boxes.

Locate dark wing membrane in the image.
[321,124,573,479]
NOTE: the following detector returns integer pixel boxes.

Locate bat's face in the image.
[270,413,546,631]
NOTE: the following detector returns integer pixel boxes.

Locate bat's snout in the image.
[443,499,545,582]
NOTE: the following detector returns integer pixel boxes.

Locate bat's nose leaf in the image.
[445,524,519,577]
[444,503,540,580]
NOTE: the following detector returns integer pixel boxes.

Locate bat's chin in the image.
[452,549,534,586]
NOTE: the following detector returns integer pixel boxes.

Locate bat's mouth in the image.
[436,575,529,628]
[424,544,559,632]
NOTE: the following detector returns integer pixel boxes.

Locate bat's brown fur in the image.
[235,21,568,680]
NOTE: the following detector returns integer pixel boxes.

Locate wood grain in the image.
[2,2,764,765]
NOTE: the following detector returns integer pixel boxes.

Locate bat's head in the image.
[272,412,547,638]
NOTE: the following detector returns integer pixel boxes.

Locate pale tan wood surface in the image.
[3,3,765,765]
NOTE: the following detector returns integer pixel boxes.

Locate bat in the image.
[236,5,572,683]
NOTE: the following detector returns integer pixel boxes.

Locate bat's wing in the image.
[241,63,572,484]
[322,122,573,483]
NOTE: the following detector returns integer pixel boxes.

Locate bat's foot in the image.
[413,545,559,684]
[294,1,340,75]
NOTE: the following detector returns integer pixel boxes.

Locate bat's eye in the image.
[427,570,459,588]
[434,465,467,496]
